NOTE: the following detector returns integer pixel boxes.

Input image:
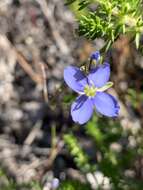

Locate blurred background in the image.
[0,0,143,190]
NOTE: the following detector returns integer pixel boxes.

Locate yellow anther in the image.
[84,85,96,97]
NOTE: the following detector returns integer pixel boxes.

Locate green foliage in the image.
[58,180,91,190]
[85,115,143,189]
[30,181,42,190]
[66,0,143,50]
[86,115,121,146]
[64,134,96,172]
[86,116,122,182]
[63,115,143,189]
[126,88,143,109]
[63,93,75,105]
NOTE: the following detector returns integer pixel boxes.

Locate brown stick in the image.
[16,51,43,84]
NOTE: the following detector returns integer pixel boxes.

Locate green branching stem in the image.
[66,0,143,51]
[64,134,96,173]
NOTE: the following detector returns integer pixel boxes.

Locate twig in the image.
[24,120,42,145]
[40,62,48,102]
[35,0,70,55]
[16,51,43,84]
[1,34,49,102]
[36,138,64,180]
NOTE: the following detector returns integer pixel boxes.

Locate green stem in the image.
[51,125,56,149]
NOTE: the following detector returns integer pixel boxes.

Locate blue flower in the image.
[90,51,100,61]
[64,62,120,124]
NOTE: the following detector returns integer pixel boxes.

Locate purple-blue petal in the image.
[64,66,87,93]
[88,62,110,88]
[71,95,94,124]
[93,92,120,117]
[90,51,100,61]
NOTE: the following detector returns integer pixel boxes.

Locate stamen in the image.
[84,82,114,97]
[97,82,113,92]
[84,85,97,97]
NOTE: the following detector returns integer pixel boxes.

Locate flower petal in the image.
[90,51,100,61]
[64,66,87,93]
[71,95,93,124]
[88,62,110,87]
[93,92,119,117]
